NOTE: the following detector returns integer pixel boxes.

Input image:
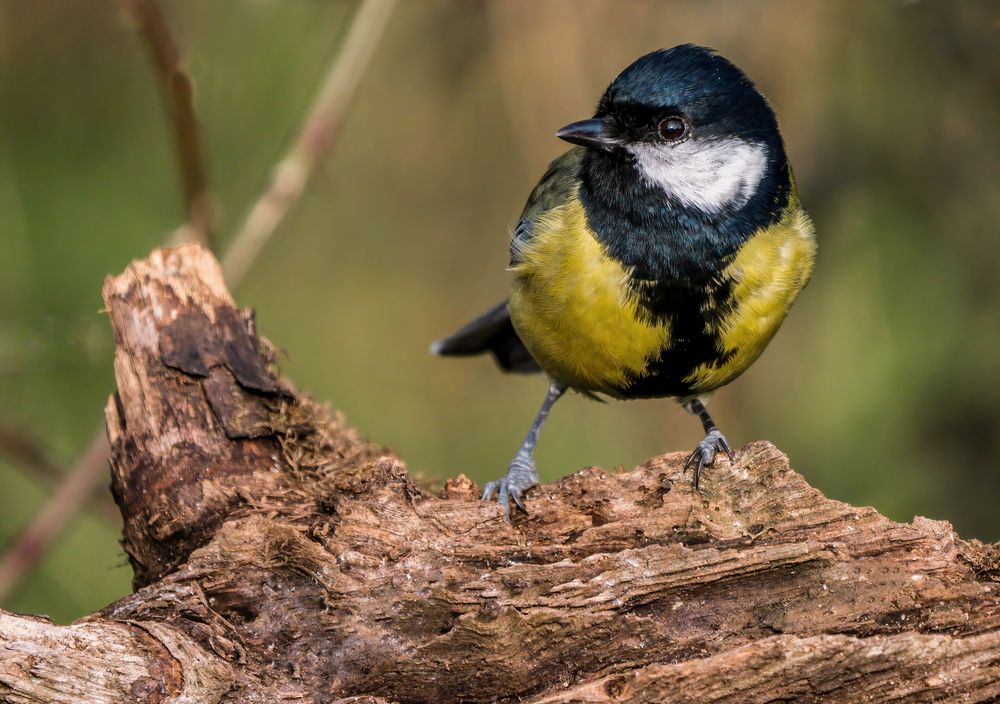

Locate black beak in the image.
[555,118,617,150]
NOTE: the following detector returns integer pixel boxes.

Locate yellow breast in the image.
[685,204,816,393]
[508,196,668,395]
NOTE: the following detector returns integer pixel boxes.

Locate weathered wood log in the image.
[2,243,1000,703]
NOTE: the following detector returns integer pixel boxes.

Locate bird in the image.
[432,44,816,520]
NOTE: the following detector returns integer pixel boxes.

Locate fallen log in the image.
[2,244,998,703]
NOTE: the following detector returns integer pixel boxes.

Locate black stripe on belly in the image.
[613,277,738,400]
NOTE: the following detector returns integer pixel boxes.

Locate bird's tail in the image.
[431,301,541,374]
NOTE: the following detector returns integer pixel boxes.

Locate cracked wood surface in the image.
[2,244,999,703]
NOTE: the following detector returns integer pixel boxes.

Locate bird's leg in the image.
[682,398,735,489]
[482,381,567,520]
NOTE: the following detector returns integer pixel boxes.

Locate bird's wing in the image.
[430,301,541,374]
[431,149,585,376]
[509,148,586,266]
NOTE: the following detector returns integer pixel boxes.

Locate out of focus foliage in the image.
[0,1,997,622]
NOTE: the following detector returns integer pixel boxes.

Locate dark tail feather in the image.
[431,301,541,374]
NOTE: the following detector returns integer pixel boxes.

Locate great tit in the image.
[433,44,816,519]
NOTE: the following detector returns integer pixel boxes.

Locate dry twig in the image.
[120,0,213,244]
[0,422,119,525]
[0,423,58,480]
[221,0,396,284]
[0,433,111,602]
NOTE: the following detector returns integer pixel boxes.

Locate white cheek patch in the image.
[627,138,768,213]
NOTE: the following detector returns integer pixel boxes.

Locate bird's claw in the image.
[482,458,537,521]
[683,429,735,489]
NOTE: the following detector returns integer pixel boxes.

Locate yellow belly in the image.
[509,198,668,395]
[508,192,816,398]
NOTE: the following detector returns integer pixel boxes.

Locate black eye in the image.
[658,117,686,141]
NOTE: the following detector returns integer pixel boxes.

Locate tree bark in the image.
[2,244,999,703]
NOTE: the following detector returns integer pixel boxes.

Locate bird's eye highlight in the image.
[658,117,686,141]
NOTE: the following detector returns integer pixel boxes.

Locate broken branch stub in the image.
[103,247,287,588]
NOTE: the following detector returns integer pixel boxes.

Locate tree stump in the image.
[2,244,999,703]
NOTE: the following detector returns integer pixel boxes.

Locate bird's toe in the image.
[685,429,736,489]
[481,480,501,502]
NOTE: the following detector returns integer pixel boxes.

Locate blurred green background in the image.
[1,0,998,623]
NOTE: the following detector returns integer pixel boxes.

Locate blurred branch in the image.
[0,423,58,479]
[120,0,213,245]
[0,0,395,607]
[0,433,111,604]
[221,0,396,285]
[0,422,119,525]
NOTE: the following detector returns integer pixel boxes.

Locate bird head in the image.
[556,44,785,214]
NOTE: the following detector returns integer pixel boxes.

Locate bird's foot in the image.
[683,429,735,489]
[481,454,537,522]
